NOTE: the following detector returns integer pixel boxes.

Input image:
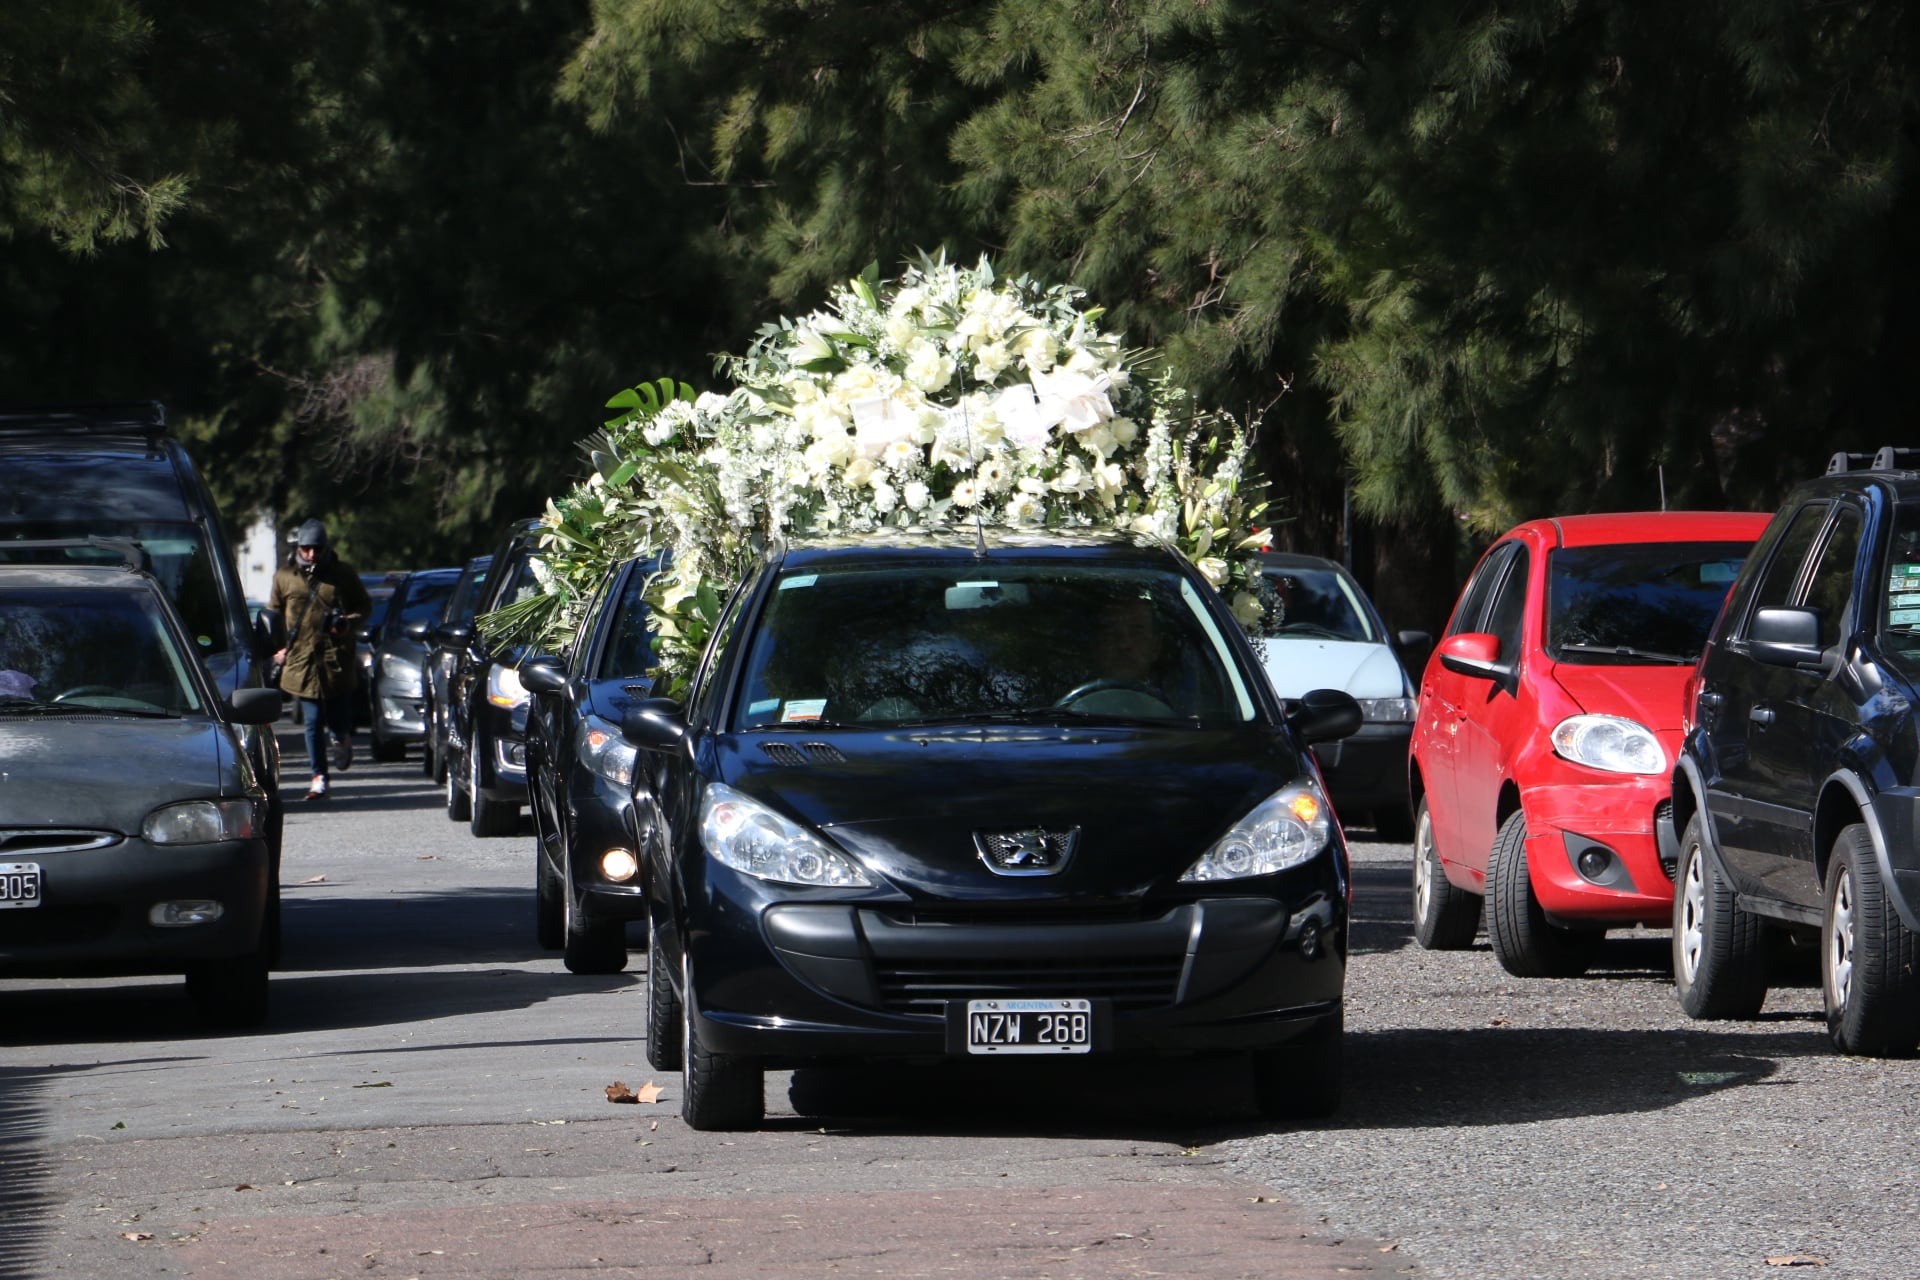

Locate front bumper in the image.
[0,836,269,977]
[572,774,647,921]
[1311,720,1412,816]
[682,862,1347,1067]
[1522,774,1674,924]
[376,688,428,739]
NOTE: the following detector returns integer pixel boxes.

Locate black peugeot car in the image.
[444,521,544,836]
[423,554,492,781]
[521,553,659,973]
[0,540,284,1027]
[618,529,1360,1130]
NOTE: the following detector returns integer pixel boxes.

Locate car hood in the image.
[716,724,1307,899]
[1547,664,1693,737]
[1261,638,1408,700]
[0,717,235,833]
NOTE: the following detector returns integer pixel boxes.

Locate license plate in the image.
[963,997,1093,1054]
[0,862,42,910]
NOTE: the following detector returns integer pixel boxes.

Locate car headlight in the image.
[380,652,422,683]
[1551,714,1664,775]
[1179,780,1332,882]
[578,714,638,787]
[487,663,529,709]
[144,799,259,845]
[699,782,872,887]
[1357,696,1418,723]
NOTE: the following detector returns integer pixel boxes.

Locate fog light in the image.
[1577,848,1612,880]
[600,848,640,882]
[150,900,224,927]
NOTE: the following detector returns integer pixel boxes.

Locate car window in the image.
[1446,541,1519,638]
[1258,565,1377,642]
[444,558,493,624]
[1547,541,1755,665]
[0,587,204,715]
[688,578,756,726]
[1803,506,1863,649]
[1881,504,1920,666]
[488,553,543,612]
[391,576,456,635]
[730,562,1256,728]
[1744,503,1829,625]
[1483,544,1531,661]
[0,522,229,655]
[595,562,656,680]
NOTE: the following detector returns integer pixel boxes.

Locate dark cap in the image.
[291,519,329,549]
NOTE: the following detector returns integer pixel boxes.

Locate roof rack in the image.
[0,535,152,573]
[1828,447,1920,475]
[0,401,167,437]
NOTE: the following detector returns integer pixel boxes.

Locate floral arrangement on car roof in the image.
[488,253,1272,691]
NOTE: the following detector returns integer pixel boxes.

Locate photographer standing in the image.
[268,519,373,801]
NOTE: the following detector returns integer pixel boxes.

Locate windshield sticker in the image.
[749,698,780,715]
[1892,609,1920,625]
[778,575,818,591]
[1893,565,1920,590]
[781,698,828,722]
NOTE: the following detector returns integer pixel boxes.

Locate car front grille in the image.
[0,829,120,855]
[874,953,1185,1015]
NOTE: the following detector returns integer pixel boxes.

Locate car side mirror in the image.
[621,697,688,751]
[1437,632,1514,689]
[402,618,431,642]
[434,621,474,649]
[519,654,571,698]
[1394,629,1432,661]
[1749,606,1826,669]
[1288,687,1363,744]
[227,687,283,725]
[255,608,286,653]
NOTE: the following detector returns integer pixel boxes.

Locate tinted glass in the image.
[1547,541,1755,665]
[0,587,203,714]
[1804,508,1862,649]
[1258,566,1376,642]
[732,562,1257,728]
[596,565,656,679]
[1881,505,1920,668]
[0,523,229,654]
[1484,545,1530,658]
[1446,542,1518,638]
[1747,503,1828,620]
[393,576,457,631]
[444,557,493,623]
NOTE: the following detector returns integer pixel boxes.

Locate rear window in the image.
[0,523,230,656]
[1547,541,1755,665]
[731,561,1257,728]
[1257,565,1376,642]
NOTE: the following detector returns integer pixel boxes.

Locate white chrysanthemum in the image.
[871,480,899,513]
[1006,492,1044,523]
[904,480,931,511]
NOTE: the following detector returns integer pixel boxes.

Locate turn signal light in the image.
[600,848,640,882]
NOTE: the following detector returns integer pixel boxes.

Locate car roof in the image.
[0,562,163,591]
[1506,511,1773,548]
[1257,551,1347,574]
[1789,469,1920,504]
[777,526,1170,569]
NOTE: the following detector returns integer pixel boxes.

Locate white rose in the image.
[843,457,876,488]
[904,480,931,511]
[1006,492,1044,524]
[1109,416,1139,447]
[871,480,899,513]
[1081,425,1118,460]
[1016,328,1057,373]
[904,341,955,393]
[973,342,1012,381]
[993,383,1052,449]
[1232,591,1264,625]
[884,314,918,349]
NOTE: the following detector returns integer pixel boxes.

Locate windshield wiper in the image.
[892,706,1179,728]
[738,718,856,733]
[1556,642,1695,665]
[0,698,103,715]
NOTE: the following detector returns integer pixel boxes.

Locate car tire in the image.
[1250,1008,1343,1120]
[1412,798,1481,950]
[1822,823,1920,1057]
[534,840,564,952]
[431,716,449,784]
[1672,813,1768,1019]
[445,748,471,822]
[370,726,404,763]
[1487,810,1598,978]
[419,725,437,776]
[679,951,763,1131]
[1372,804,1415,844]
[645,910,682,1072]
[563,857,627,974]
[186,947,270,1030]
[468,735,517,837]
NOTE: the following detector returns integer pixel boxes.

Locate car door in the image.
[1452,539,1534,876]
[1702,501,1829,890]
[1419,540,1521,878]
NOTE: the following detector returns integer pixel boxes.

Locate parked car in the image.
[352,571,408,726]
[366,567,462,761]
[1254,552,1426,839]
[0,540,284,1026]
[423,554,492,781]
[444,522,544,836]
[521,553,660,972]
[1410,511,1768,976]
[0,402,282,914]
[619,529,1360,1130]
[1669,449,1920,1056]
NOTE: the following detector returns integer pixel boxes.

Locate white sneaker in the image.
[304,774,329,801]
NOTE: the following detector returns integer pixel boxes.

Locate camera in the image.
[322,607,350,638]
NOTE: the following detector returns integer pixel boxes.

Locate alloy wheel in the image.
[1412,812,1434,923]
[1828,867,1857,1016]
[1678,846,1707,985]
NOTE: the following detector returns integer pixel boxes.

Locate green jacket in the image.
[267,550,373,699]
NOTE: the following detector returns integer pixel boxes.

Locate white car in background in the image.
[1256,552,1426,840]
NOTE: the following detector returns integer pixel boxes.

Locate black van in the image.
[0,403,283,913]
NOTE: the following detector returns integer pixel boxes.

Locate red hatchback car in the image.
[1409,511,1770,976]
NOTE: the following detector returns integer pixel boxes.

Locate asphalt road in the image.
[3,732,1917,1278]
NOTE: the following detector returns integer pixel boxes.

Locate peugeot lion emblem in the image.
[974,826,1078,876]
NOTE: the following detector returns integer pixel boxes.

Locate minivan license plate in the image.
[964,998,1093,1054]
[0,862,42,910]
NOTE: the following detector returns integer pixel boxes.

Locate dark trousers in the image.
[299,694,354,777]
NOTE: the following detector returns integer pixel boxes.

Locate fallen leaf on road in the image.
[607,1080,662,1104]
[352,1081,394,1089]
[416,855,437,860]
[1765,1257,1829,1267]
[1378,1243,1400,1252]
[634,1080,663,1103]
[300,874,327,884]
[234,1184,254,1192]
[1488,1018,1511,1027]
[121,1233,153,1243]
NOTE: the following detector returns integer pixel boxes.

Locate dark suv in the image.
[1668,448,1920,1056]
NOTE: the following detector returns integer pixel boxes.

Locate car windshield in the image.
[1547,541,1754,665]
[597,564,656,680]
[0,587,205,715]
[732,561,1258,728]
[393,577,455,631]
[1257,566,1376,642]
[0,523,230,657]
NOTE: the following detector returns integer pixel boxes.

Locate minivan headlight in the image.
[1551,714,1664,775]
[1180,780,1332,881]
[144,799,259,845]
[578,714,637,787]
[699,783,872,887]
[487,663,529,709]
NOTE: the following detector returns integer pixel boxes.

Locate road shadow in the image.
[0,1067,60,1280]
